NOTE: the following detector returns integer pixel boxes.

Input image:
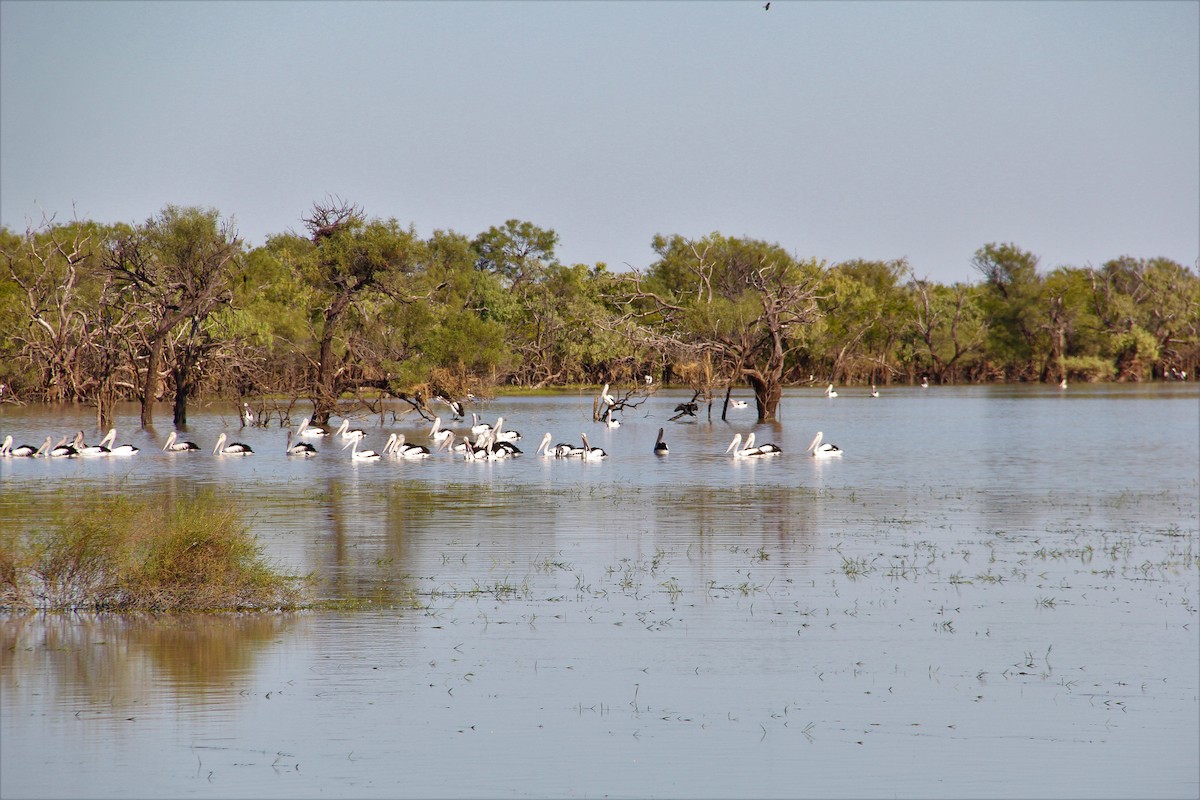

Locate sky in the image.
[1,0,1197,285]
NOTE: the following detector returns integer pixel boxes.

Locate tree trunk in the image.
[172,364,189,427]
[140,333,166,428]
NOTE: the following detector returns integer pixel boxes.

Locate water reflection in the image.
[1,612,297,709]
[1,387,1197,799]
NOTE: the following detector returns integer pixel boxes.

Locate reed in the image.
[0,490,303,612]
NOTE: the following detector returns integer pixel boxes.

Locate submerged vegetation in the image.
[2,200,1197,426]
[0,490,304,612]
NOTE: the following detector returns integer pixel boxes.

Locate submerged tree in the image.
[105,205,241,427]
[615,233,823,422]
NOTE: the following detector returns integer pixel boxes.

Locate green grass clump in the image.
[0,490,303,612]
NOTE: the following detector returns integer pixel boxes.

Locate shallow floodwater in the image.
[1,384,1197,799]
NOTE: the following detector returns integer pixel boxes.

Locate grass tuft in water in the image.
[0,490,304,612]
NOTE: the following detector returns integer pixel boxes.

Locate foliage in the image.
[2,198,1198,416]
[0,490,303,612]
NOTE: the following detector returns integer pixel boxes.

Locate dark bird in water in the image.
[763,2,770,9]
[670,401,698,422]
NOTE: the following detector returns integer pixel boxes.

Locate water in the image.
[1,384,1197,798]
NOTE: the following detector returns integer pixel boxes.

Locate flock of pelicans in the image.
[0,407,846,463]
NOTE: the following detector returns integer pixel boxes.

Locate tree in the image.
[300,199,421,423]
[105,205,241,427]
[616,233,822,422]
[972,243,1046,379]
[907,278,987,383]
[472,219,559,289]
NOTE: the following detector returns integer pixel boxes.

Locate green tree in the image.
[105,206,241,427]
[621,233,822,422]
[972,243,1046,379]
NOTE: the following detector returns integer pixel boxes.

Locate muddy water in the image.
[1,384,1197,798]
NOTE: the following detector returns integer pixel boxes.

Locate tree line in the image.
[2,198,1196,426]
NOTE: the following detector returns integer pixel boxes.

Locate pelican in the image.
[0,435,41,457]
[870,385,879,398]
[535,432,574,458]
[490,439,522,458]
[921,376,929,388]
[579,433,607,460]
[653,427,668,456]
[342,437,380,461]
[436,431,473,456]
[49,436,78,458]
[7,436,50,457]
[213,432,254,455]
[98,428,138,456]
[298,417,329,438]
[731,400,748,409]
[242,402,255,425]
[429,416,453,444]
[492,417,521,442]
[435,395,465,419]
[806,431,842,458]
[163,431,201,452]
[469,413,492,437]
[604,414,620,428]
[726,432,781,458]
[335,419,366,441]
[825,383,838,398]
[600,383,616,407]
[1059,378,1068,390]
[393,433,431,458]
[286,430,317,457]
[73,431,111,457]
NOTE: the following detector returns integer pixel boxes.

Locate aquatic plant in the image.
[0,490,303,612]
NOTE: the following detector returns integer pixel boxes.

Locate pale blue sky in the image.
[2,0,1196,284]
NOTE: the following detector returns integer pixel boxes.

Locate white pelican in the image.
[435,431,472,456]
[213,432,254,456]
[604,415,620,428]
[469,413,492,437]
[535,433,574,458]
[298,417,329,438]
[492,417,521,442]
[286,430,317,457]
[242,402,255,425]
[0,435,41,457]
[579,433,607,460]
[392,433,430,458]
[806,431,842,458]
[825,383,838,398]
[342,437,380,461]
[335,419,366,441]
[49,436,78,458]
[163,431,201,452]
[1059,378,1068,390]
[653,427,668,455]
[98,428,138,456]
[429,416,452,443]
[870,385,879,398]
[8,436,50,457]
[726,432,782,458]
[921,376,929,389]
[731,400,748,409]
[600,383,616,407]
[73,431,110,458]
